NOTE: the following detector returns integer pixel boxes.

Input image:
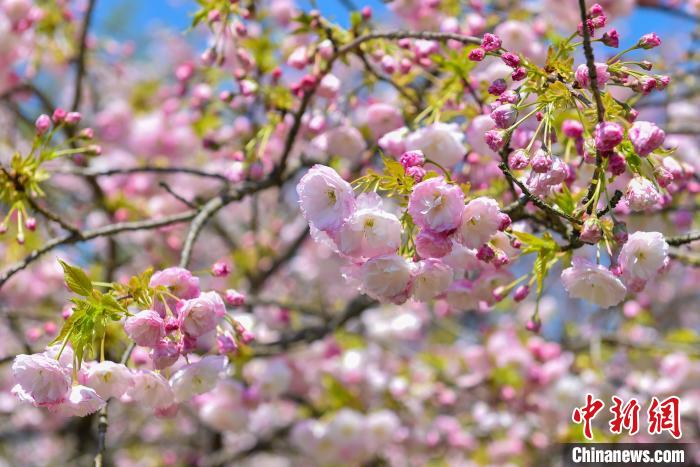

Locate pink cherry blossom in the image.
[124,310,165,347]
[12,354,71,407]
[178,291,226,337]
[408,177,464,232]
[561,257,627,308]
[297,165,356,232]
[618,231,669,282]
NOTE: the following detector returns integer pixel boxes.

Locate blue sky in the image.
[93,0,694,60]
[94,0,693,39]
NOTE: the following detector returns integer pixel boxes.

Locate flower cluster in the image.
[11,266,252,417]
[298,163,513,308]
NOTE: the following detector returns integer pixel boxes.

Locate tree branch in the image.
[72,0,98,112]
[58,165,229,182]
[498,162,582,225]
[0,210,197,290]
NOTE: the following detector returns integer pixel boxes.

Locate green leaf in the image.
[58,259,93,296]
[511,231,557,252]
[551,184,575,215]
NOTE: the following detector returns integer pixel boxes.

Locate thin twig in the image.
[577,0,607,215]
[498,162,582,225]
[666,231,700,247]
[59,166,229,182]
[0,210,197,289]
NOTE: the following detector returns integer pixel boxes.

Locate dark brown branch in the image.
[253,295,376,356]
[71,0,97,112]
[59,166,229,182]
[498,162,582,225]
[666,231,700,247]
[249,226,310,292]
[0,210,197,290]
[577,0,607,215]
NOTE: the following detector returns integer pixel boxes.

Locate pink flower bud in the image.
[488,78,507,96]
[175,63,194,81]
[612,221,628,244]
[476,244,495,262]
[638,32,661,49]
[400,150,426,169]
[468,47,485,61]
[656,75,670,90]
[65,112,81,125]
[655,167,674,188]
[25,217,36,231]
[361,6,372,19]
[607,152,626,176]
[484,129,505,152]
[318,39,333,60]
[498,213,512,231]
[407,166,426,182]
[514,285,530,302]
[640,76,657,94]
[562,119,584,139]
[217,331,239,354]
[79,128,94,139]
[531,149,552,173]
[480,33,501,52]
[589,3,604,17]
[380,55,397,74]
[526,319,541,333]
[629,121,664,157]
[224,289,246,306]
[602,29,619,48]
[499,90,518,103]
[490,104,517,129]
[511,67,527,81]
[501,52,520,68]
[52,108,66,123]
[35,114,51,134]
[580,217,602,244]
[211,260,231,277]
[594,121,624,151]
[508,149,529,170]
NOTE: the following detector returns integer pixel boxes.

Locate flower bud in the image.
[501,52,520,68]
[224,289,246,306]
[35,114,51,135]
[211,260,231,277]
[476,244,495,262]
[25,217,37,231]
[612,221,628,244]
[65,112,81,125]
[511,67,527,81]
[594,121,624,151]
[481,33,501,52]
[531,149,553,173]
[562,119,584,139]
[399,150,425,169]
[638,32,661,49]
[508,149,529,170]
[468,47,485,61]
[602,29,619,48]
[490,104,517,129]
[484,129,505,152]
[488,79,507,96]
[514,285,530,302]
[580,217,602,244]
[52,108,66,123]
